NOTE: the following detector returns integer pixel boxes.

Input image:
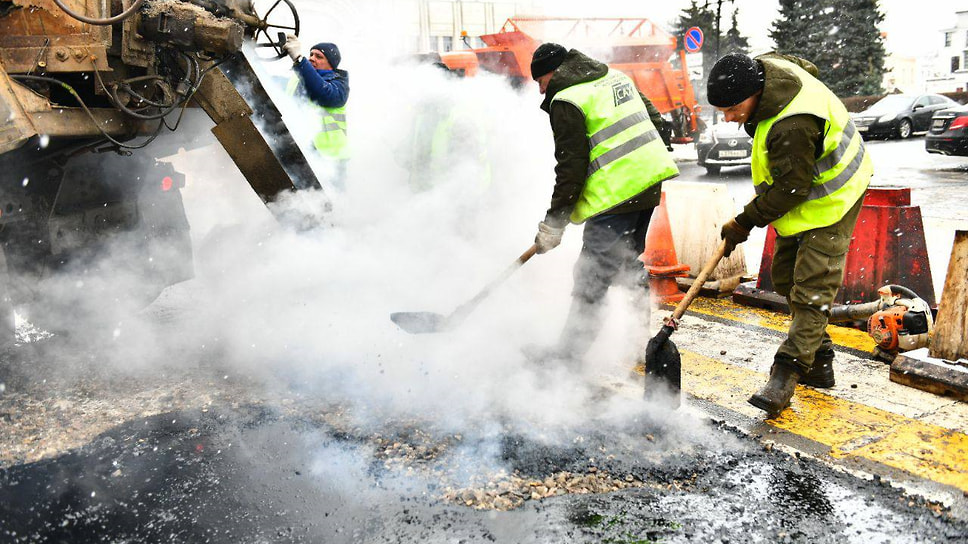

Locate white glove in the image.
[283,34,302,62]
[534,221,565,254]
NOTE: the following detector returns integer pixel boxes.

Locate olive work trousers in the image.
[572,209,654,305]
[770,196,864,374]
[555,209,654,360]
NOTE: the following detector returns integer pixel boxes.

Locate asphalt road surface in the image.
[1,397,965,543]
[1,136,966,544]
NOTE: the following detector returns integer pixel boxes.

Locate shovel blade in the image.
[643,327,682,406]
[390,312,449,334]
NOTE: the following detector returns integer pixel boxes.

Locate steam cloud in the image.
[9,0,738,484]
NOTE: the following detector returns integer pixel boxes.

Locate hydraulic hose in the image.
[10,74,163,150]
[52,0,144,26]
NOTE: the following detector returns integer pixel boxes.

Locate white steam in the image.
[19,0,735,482]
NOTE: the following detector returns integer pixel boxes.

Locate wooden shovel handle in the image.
[446,243,539,326]
[669,240,728,322]
[518,243,538,264]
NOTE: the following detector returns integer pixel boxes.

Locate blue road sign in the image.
[684,26,704,53]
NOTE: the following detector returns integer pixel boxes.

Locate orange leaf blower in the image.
[829,285,933,362]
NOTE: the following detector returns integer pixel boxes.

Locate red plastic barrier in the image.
[735,187,935,311]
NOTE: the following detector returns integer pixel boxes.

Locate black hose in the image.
[94,68,184,121]
[162,56,229,131]
[886,285,920,300]
[52,0,144,26]
[828,300,883,323]
[10,74,163,150]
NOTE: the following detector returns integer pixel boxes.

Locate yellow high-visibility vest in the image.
[751,58,872,236]
[551,69,678,224]
[286,76,348,160]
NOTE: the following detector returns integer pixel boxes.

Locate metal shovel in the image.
[644,240,728,405]
[391,244,538,334]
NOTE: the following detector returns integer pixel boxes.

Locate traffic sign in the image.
[684,26,704,53]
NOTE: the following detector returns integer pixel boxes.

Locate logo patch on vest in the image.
[612,81,634,107]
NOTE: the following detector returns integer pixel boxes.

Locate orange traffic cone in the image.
[641,192,690,304]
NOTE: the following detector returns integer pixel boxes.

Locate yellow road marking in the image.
[680,349,968,492]
[673,297,876,353]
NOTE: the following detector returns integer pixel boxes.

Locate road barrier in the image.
[664,181,748,295]
[734,186,935,312]
[641,192,689,304]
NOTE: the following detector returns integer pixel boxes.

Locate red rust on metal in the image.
[0,1,89,37]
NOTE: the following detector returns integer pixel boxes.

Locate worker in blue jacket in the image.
[283,35,350,189]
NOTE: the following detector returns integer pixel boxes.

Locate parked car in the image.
[925,103,968,156]
[852,94,959,139]
[696,121,752,175]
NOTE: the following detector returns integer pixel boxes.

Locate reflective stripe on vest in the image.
[286,76,349,159]
[552,69,679,224]
[751,59,872,237]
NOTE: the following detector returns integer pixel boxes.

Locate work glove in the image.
[283,34,302,63]
[534,221,565,254]
[720,217,750,258]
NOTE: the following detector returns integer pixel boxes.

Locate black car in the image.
[696,121,752,175]
[852,94,959,139]
[925,103,968,156]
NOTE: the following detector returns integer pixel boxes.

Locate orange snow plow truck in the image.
[440,17,702,142]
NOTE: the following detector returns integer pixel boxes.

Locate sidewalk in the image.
[627,297,968,516]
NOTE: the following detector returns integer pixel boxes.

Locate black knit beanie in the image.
[530,43,567,79]
[311,42,341,69]
[707,53,764,107]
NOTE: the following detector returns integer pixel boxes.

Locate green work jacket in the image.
[751,59,871,236]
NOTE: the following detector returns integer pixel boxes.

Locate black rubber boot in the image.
[748,361,802,418]
[799,348,835,388]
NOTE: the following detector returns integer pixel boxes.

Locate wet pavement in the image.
[2,403,965,543]
[678,136,968,301]
[2,138,966,543]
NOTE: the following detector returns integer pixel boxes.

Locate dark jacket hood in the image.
[540,49,609,112]
[745,52,819,132]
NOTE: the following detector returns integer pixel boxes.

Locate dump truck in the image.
[440,17,702,142]
[0,0,316,337]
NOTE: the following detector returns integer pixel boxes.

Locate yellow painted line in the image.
[674,297,876,353]
[680,348,968,492]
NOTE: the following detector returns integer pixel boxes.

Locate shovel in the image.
[391,244,538,334]
[644,240,728,404]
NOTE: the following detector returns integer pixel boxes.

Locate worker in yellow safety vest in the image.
[282,35,349,190]
[527,43,678,372]
[708,52,872,418]
[405,56,491,193]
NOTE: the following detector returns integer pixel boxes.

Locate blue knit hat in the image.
[311,42,341,69]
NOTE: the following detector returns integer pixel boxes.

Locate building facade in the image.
[925,9,968,93]
[882,55,918,93]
